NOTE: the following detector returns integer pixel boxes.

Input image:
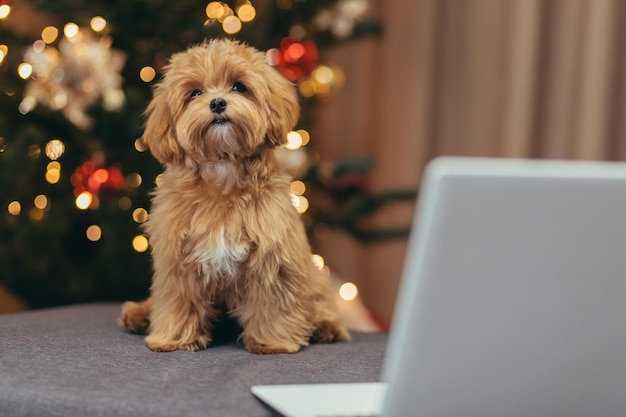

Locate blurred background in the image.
[1,0,625,328]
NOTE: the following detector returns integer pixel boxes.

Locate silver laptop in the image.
[253,157,626,417]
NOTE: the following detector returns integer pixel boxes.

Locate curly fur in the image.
[118,39,349,354]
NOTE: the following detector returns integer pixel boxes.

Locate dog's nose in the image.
[210,98,227,114]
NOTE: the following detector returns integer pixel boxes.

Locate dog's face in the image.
[142,39,299,166]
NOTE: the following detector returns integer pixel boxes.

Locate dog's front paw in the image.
[312,320,351,344]
[118,301,150,334]
[145,335,210,352]
[245,338,301,354]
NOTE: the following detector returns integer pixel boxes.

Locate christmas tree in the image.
[0,0,384,309]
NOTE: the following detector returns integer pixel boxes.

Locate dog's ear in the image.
[264,67,300,147]
[142,84,184,165]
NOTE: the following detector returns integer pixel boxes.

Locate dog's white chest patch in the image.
[187,228,249,281]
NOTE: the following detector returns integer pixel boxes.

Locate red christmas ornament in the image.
[71,161,124,196]
[275,37,319,82]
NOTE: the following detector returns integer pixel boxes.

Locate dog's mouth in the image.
[211,117,230,126]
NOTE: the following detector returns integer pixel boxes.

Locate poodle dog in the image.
[119,39,350,354]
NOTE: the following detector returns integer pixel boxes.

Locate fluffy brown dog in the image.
[119,39,349,354]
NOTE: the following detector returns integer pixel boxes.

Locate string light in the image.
[90,16,107,33]
[75,191,93,210]
[339,282,358,301]
[285,131,303,150]
[139,66,156,83]
[291,194,309,214]
[17,63,33,79]
[297,129,311,146]
[134,138,148,152]
[0,45,7,65]
[155,174,164,187]
[41,26,59,44]
[126,173,142,188]
[34,195,48,210]
[45,161,61,184]
[7,201,21,216]
[236,2,256,22]
[222,15,242,34]
[132,235,149,252]
[311,254,325,270]
[86,225,102,241]
[290,180,306,195]
[132,208,148,223]
[29,208,44,221]
[63,23,80,39]
[45,139,65,160]
[0,4,10,19]
[206,2,225,19]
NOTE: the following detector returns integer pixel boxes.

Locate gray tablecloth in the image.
[0,303,387,417]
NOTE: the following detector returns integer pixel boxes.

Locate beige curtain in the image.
[314,0,626,325]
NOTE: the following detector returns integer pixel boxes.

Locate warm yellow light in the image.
[0,5,10,19]
[126,173,142,188]
[34,194,48,210]
[45,139,65,160]
[90,16,107,32]
[45,169,61,184]
[206,2,225,19]
[75,191,93,210]
[7,201,21,216]
[134,138,148,152]
[155,174,164,187]
[29,208,44,221]
[0,45,7,64]
[290,180,306,196]
[339,282,358,301]
[265,48,280,66]
[132,235,149,252]
[86,225,102,241]
[298,78,315,98]
[63,23,80,39]
[312,65,334,85]
[311,254,325,270]
[139,66,156,83]
[132,208,148,223]
[41,26,59,44]
[297,129,310,146]
[118,196,132,211]
[17,63,33,79]
[237,3,256,22]
[291,194,309,214]
[285,131,303,150]
[222,15,242,34]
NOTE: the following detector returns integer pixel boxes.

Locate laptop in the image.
[252,156,626,417]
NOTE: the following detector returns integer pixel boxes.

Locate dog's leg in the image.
[119,299,151,334]
[144,264,217,352]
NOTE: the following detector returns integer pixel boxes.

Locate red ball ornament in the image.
[71,161,124,196]
[276,37,319,82]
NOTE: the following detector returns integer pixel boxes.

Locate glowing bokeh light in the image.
[132,235,149,252]
[311,254,325,270]
[132,208,148,223]
[17,63,33,79]
[64,23,80,39]
[41,26,59,44]
[90,16,107,32]
[86,225,102,241]
[7,201,21,216]
[140,66,156,83]
[45,139,65,160]
[339,282,358,301]
[222,16,242,34]
[0,5,10,19]
[75,191,93,210]
[285,131,303,150]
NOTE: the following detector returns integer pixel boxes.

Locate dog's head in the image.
[142,39,299,166]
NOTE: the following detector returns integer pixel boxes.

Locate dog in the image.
[119,39,350,354]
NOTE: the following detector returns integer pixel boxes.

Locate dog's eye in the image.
[190,89,203,98]
[232,82,247,93]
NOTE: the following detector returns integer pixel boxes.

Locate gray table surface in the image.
[0,303,387,417]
